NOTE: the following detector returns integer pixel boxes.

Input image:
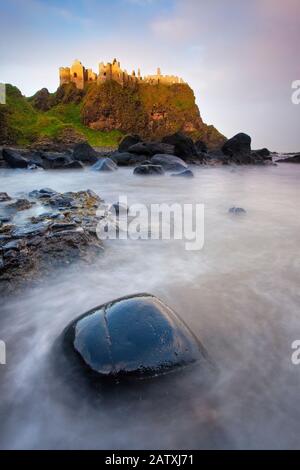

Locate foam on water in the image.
[0,164,299,449]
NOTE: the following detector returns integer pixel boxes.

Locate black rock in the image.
[162,133,197,161]
[110,151,148,166]
[29,188,58,199]
[63,161,84,170]
[151,154,188,172]
[8,199,35,211]
[2,148,29,168]
[133,164,165,176]
[195,140,208,154]
[91,158,118,172]
[62,293,208,378]
[171,169,194,178]
[12,221,50,238]
[72,142,99,165]
[118,134,142,153]
[0,192,12,202]
[277,154,300,163]
[128,142,175,157]
[40,152,73,169]
[228,207,246,215]
[222,133,252,164]
[254,148,271,158]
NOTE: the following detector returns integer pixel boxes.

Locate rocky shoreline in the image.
[0,131,284,173]
[0,188,108,295]
[1,131,298,295]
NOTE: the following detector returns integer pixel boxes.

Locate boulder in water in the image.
[151,154,188,172]
[63,293,209,378]
[228,207,246,215]
[133,164,164,176]
[72,142,99,164]
[91,158,118,172]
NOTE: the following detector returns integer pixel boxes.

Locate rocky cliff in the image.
[0,80,225,150]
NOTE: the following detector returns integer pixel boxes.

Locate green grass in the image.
[3,84,122,147]
[46,103,123,146]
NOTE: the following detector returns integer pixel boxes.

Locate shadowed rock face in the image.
[63,294,208,378]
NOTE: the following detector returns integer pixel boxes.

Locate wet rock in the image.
[195,140,208,154]
[0,188,106,295]
[8,199,35,211]
[128,142,175,157]
[171,169,194,178]
[2,148,29,168]
[162,133,197,161]
[253,148,271,158]
[2,239,26,251]
[228,207,246,215]
[12,221,50,238]
[118,134,142,153]
[40,152,73,169]
[63,293,209,378]
[110,151,147,166]
[63,161,84,170]
[133,164,165,176]
[31,212,63,223]
[91,158,118,172]
[72,142,99,165]
[0,192,12,202]
[277,154,300,163]
[222,133,252,164]
[151,154,188,172]
[29,188,58,199]
[0,215,11,224]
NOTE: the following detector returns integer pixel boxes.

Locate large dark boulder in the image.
[2,148,28,168]
[133,164,165,176]
[62,294,208,378]
[72,142,99,164]
[128,142,175,156]
[41,152,73,169]
[91,158,118,172]
[222,133,252,164]
[151,154,188,172]
[110,151,147,166]
[118,134,142,153]
[277,154,300,163]
[162,133,197,161]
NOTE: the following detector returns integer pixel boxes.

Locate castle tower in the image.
[70,59,85,89]
[59,67,71,86]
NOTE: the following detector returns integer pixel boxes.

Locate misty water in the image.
[0,162,300,449]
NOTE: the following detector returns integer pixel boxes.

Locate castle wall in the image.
[60,59,184,89]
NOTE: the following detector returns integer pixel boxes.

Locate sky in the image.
[0,0,299,151]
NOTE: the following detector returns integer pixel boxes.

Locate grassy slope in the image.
[2,84,122,147]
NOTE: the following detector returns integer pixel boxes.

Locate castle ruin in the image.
[59,58,185,90]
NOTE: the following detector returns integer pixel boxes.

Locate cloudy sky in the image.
[1,0,299,151]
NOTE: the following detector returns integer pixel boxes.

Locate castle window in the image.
[103,72,107,76]
[73,72,77,78]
